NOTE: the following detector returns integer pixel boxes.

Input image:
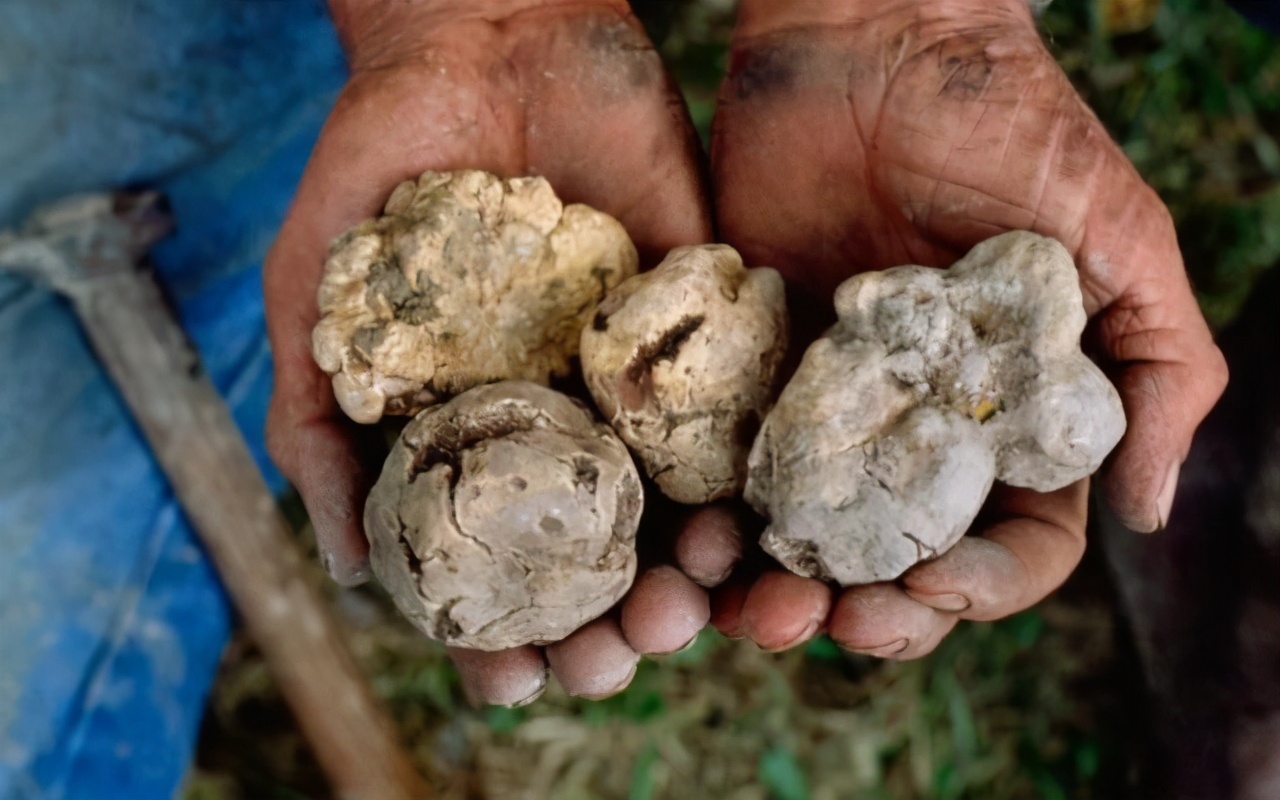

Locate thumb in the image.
[267,403,379,586]
[264,193,384,586]
[265,345,381,586]
[1100,341,1227,532]
[1084,198,1229,532]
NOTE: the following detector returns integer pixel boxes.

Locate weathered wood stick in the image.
[0,193,431,800]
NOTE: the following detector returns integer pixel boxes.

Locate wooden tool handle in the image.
[0,193,432,800]
[66,272,430,799]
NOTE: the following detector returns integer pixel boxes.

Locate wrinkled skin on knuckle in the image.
[1203,342,1231,406]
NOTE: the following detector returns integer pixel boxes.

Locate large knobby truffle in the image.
[364,381,643,650]
[580,245,788,503]
[313,170,638,423]
[746,231,1126,586]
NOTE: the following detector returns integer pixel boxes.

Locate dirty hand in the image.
[265,0,719,703]
[705,0,1227,657]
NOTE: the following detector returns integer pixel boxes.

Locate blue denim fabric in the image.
[0,2,345,797]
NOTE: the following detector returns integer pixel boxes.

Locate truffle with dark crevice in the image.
[364,381,643,650]
[580,244,788,503]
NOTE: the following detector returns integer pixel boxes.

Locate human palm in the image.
[709,0,1227,656]
[265,1,723,703]
[268,0,1229,693]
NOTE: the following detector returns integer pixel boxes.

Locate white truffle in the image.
[580,245,788,503]
[746,231,1126,586]
[364,381,643,650]
[313,170,638,423]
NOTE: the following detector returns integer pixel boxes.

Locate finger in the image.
[903,481,1089,620]
[1100,334,1227,531]
[265,397,376,586]
[447,645,548,708]
[1081,172,1228,532]
[710,574,752,639]
[829,583,957,661]
[264,222,380,586]
[673,504,745,587]
[545,617,640,700]
[620,565,710,655]
[741,571,831,652]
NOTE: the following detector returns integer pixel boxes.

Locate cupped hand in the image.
[264,0,724,703]
[705,0,1227,657]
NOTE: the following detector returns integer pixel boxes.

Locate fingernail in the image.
[848,638,909,659]
[675,632,701,653]
[503,681,547,709]
[463,671,547,709]
[571,662,638,700]
[1156,462,1180,530]
[650,631,701,657]
[907,592,971,613]
[324,552,371,587]
[761,618,822,653]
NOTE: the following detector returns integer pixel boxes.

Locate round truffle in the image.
[312,170,638,423]
[364,381,644,650]
[580,244,788,503]
[746,231,1127,585]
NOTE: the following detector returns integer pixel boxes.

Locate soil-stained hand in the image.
[265,0,713,702]
[708,0,1226,657]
